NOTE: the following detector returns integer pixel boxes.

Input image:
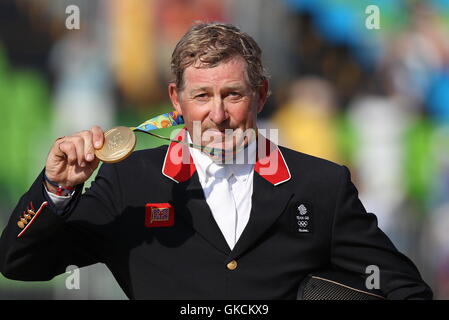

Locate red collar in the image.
[162,128,291,185]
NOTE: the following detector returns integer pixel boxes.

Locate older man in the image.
[0,23,432,299]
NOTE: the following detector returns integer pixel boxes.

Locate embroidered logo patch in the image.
[145,203,174,227]
[292,201,312,233]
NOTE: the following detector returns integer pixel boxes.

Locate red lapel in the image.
[161,129,196,183]
[254,134,291,186]
[162,128,291,185]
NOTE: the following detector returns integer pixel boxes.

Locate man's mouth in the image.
[201,129,236,148]
[203,128,235,137]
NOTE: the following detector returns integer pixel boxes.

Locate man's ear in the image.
[168,83,182,115]
[256,79,269,114]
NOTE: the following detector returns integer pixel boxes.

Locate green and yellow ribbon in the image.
[132,110,255,160]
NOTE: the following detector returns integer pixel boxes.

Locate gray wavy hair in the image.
[170,22,268,91]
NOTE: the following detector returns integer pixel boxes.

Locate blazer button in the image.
[227,260,238,271]
[17,221,25,229]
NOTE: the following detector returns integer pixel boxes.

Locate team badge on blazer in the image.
[145,203,174,227]
[291,201,313,233]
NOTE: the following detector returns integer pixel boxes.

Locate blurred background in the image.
[0,0,449,299]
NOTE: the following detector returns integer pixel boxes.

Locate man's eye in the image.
[228,92,242,98]
[195,93,208,100]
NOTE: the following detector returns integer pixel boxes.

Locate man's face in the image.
[168,55,268,152]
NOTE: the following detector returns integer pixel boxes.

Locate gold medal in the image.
[94,112,184,163]
[95,126,136,163]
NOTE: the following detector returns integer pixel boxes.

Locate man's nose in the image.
[209,97,229,125]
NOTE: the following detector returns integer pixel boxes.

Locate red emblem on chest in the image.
[145,203,174,227]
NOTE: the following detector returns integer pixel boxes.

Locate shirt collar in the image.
[186,131,256,184]
[162,128,291,186]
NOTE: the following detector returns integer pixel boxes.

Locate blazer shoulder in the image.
[117,144,168,165]
[279,145,343,169]
[101,144,169,177]
[278,145,345,182]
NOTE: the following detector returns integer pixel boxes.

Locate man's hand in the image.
[44,126,104,192]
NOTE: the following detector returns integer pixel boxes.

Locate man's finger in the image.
[67,136,86,167]
[79,130,95,162]
[52,136,67,158]
[91,125,104,149]
[59,141,78,166]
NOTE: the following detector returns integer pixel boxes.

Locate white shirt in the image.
[46,132,256,250]
[45,184,74,207]
[187,133,255,250]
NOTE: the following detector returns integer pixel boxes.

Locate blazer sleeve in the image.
[0,163,122,281]
[330,165,433,299]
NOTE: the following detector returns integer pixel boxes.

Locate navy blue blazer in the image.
[0,130,433,299]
